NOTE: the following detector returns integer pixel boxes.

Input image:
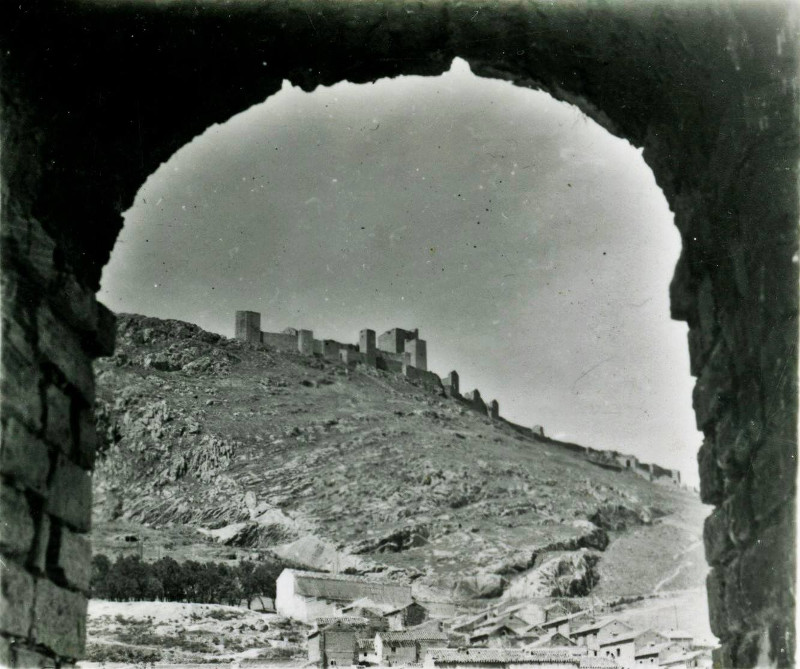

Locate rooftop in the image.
[283,568,411,604]
[379,630,449,644]
[426,648,587,665]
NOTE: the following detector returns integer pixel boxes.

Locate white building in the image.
[275,569,412,622]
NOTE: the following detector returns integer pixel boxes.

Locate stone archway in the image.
[0,2,796,666]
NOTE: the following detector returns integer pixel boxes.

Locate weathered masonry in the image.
[0,2,796,667]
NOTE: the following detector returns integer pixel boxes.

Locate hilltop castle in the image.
[235,310,498,418]
[234,310,681,488]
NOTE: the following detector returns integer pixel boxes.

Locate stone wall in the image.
[0,217,113,666]
[260,331,298,352]
[1,1,796,666]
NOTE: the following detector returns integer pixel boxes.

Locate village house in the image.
[452,611,494,635]
[375,629,449,666]
[661,631,694,651]
[469,622,520,648]
[597,632,637,669]
[658,649,712,669]
[632,630,668,651]
[357,638,376,665]
[634,643,664,666]
[529,632,579,649]
[544,601,583,623]
[541,611,593,638]
[384,601,429,630]
[570,619,634,653]
[276,569,412,623]
[307,619,371,668]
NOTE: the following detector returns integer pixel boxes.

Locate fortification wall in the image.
[402,364,443,393]
[260,331,297,352]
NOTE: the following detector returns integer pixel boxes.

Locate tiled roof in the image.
[598,632,638,646]
[527,632,577,648]
[379,630,449,644]
[357,639,375,651]
[285,569,412,604]
[572,617,631,636]
[384,600,423,616]
[469,623,518,640]
[426,648,586,665]
[315,616,371,628]
[578,656,619,668]
[542,611,590,628]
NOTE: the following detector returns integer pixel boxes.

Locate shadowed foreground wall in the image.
[0,1,797,666]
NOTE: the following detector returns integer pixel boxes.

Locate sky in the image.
[99,58,702,486]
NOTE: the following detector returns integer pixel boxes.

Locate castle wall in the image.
[402,364,443,393]
[260,331,297,352]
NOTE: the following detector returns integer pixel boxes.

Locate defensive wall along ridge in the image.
[235,310,682,488]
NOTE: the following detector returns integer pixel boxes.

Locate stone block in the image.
[724,482,754,546]
[36,304,95,402]
[750,427,797,523]
[705,568,727,639]
[692,339,734,431]
[45,457,91,532]
[1,333,43,434]
[54,526,91,593]
[31,579,87,659]
[0,636,10,667]
[75,406,97,470]
[0,484,35,559]
[26,219,58,284]
[739,517,794,614]
[697,439,723,506]
[13,645,50,668]
[703,506,732,566]
[0,417,51,495]
[0,560,34,638]
[722,557,747,634]
[45,385,73,453]
[30,514,50,575]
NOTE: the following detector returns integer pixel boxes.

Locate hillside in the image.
[92,314,709,605]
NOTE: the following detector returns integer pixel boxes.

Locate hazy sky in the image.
[99,58,702,485]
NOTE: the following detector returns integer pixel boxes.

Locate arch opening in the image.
[0,3,795,668]
[90,57,714,655]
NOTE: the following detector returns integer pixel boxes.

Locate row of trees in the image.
[91,554,281,607]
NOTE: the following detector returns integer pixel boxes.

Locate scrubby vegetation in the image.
[91,553,280,607]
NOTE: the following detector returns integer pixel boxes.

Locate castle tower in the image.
[446,371,459,397]
[405,338,427,371]
[235,310,261,343]
[359,329,377,366]
[489,399,499,420]
[298,329,314,356]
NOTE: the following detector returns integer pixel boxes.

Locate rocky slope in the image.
[92,314,708,604]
